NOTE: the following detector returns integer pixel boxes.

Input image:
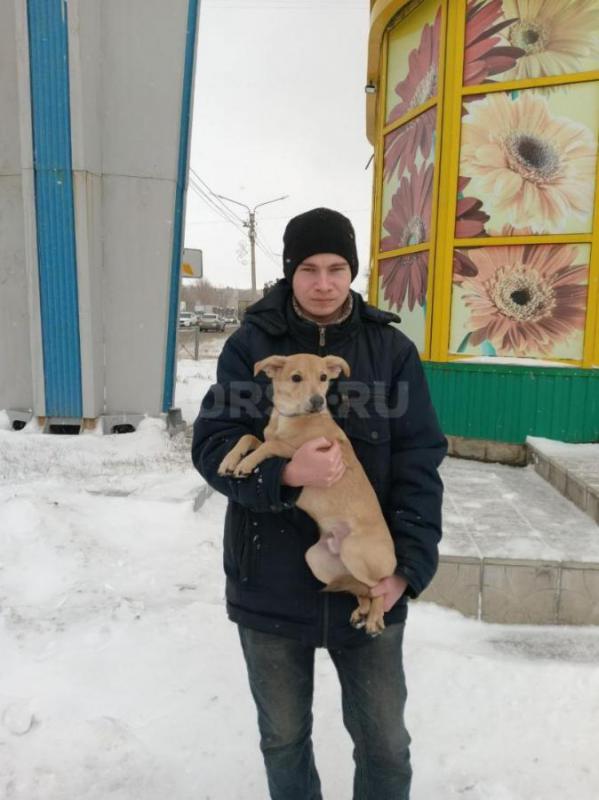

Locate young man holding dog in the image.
[192,207,447,800]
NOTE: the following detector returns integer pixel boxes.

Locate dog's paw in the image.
[350,609,367,630]
[365,617,385,637]
[232,462,253,478]
[217,455,238,476]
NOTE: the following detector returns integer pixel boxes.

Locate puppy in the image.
[218,353,397,635]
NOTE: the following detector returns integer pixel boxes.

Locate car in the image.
[179,311,197,327]
[199,312,226,332]
[223,315,239,325]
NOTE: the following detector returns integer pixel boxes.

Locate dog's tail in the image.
[323,575,371,596]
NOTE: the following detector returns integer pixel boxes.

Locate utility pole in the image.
[248,209,257,296]
[216,194,288,296]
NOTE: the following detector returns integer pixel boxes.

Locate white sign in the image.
[181,248,203,278]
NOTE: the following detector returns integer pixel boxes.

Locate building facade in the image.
[0,0,199,432]
[367,0,599,443]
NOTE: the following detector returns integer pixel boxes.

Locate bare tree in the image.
[180,279,256,313]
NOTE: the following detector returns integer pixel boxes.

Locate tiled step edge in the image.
[419,555,599,625]
[527,442,599,525]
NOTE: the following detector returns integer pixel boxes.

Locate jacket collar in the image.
[292,292,354,326]
[244,279,400,349]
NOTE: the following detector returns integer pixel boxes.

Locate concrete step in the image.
[190,439,598,626]
[527,437,599,525]
[420,456,599,625]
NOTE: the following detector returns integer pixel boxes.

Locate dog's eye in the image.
[291,374,302,383]
[320,374,328,382]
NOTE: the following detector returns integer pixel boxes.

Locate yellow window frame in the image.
[369,0,599,369]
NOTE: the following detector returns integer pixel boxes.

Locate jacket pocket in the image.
[339,383,392,500]
[340,381,391,445]
[224,504,260,585]
[253,514,320,618]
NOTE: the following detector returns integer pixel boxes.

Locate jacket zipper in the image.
[318,322,329,647]
[318,326,325,353]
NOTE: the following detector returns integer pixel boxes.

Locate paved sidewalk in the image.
[191,439,599,626]
[421,457,599,625]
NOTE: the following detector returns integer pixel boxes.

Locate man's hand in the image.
[281,437,346,488]
[370,574,409,612]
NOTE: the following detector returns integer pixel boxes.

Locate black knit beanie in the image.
[282,208,358,282]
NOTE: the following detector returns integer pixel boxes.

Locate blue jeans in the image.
[238,623,412,800]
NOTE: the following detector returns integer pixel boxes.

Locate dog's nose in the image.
[309,394,324,410]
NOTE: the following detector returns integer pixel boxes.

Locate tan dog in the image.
[217,353,397,636]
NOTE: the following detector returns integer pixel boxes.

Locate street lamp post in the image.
[216,194,288,296]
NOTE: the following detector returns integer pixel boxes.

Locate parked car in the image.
[198,312,226,332]
[223,315,239,325]
[179,311,197,327]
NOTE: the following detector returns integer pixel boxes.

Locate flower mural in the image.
[384,5,440,184]
[459,90,597,232]
[379,163,434,312]
[502,0,599,80]
[378,0,599,360]
[464,0,599,84]
[453,242,588,356]
[388,7,441,123]
[384,107,436,184]
[381,162,434,251]
[380,253,429,318]
[464,0,524,85]
[456,176,489,238]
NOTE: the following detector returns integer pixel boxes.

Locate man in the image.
[192,207,446,800]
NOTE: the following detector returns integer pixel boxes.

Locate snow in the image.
[175,357,217,426]
[527,435,599,463]
[441,456,599,562]
[1,357,599,799]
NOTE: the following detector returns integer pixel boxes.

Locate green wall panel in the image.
[423,362,599,444]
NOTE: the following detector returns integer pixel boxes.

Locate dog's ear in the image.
[324,356,350,379]
[254,355,288,378]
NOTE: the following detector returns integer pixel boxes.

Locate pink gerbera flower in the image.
[388,8,442,123]
[460,91,597,231]
[384,107,436,184]
[384,8,441,182]
[464,0,524,86]
[456,176,489,238]
[379,163,433,312]
[502,0,599,81]
[456,242,588,355]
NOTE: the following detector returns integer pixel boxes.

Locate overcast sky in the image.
[185,0,372,293]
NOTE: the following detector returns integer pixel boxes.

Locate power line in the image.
[188,173,245,231]
[241,207,371,223]
[187,181,243,232]
[186,169,286,285]
[216,192,289,293]
[189,168,246,226]
[187,176,247,237]
[255,234,280,266]
[254,225,281,263]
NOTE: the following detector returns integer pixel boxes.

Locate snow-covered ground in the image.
[175,356,216,426]
[1,356,598,799]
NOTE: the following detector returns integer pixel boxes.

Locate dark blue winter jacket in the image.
[192,280,447,648]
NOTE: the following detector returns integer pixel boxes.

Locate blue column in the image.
[163,0,200,412]
[28,0,82,418]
